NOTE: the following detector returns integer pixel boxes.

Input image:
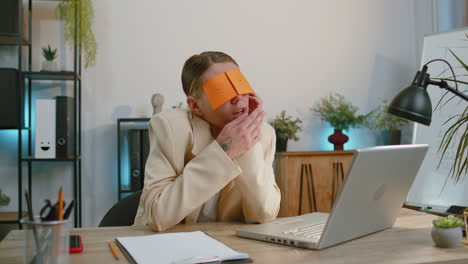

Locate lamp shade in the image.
[387,82,432,126]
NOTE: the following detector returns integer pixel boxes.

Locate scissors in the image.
[40,199,66,221]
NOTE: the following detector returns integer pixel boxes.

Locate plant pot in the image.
[382,130,401,145]
[328,129,349,151]
[431,226,462,248]
[41,60,58,72]
[276,138,288,152]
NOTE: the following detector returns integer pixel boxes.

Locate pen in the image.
[108,240,120,260]
[25,191,43,264]
[63,200,75,220]
[58,187,64,220]
[24,191,34,221]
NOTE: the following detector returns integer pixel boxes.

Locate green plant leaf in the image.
[312,93,370,131]
[41,44,58,61]
[0,189,10,207]
[449,49,468,72]
[433,215,464,228]
[434,90,451,111]
[433,78,468,86]
[433,41,468,183]
[435,89,468,111]
[268,111,302,141]
[437,105,468,183]
[438,117,459,162]
[57,0,97,69]
[365,99,409,131]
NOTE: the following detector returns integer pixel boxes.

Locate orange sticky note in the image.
[226,69,253,95]
[202,69,254,109]
[202,72,238,109]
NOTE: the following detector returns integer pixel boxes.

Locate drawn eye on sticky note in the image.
[202,69,255,109]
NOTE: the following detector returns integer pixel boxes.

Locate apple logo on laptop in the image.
[373,184,387,201]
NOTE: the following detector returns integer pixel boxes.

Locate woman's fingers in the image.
[248,94,263,114]
[247,110,265,132]
[251,124,262,146]
[216,94,265,159]
[226,111,249,128]
[233,107,262,129]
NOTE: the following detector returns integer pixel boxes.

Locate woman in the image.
[134,51,281,231]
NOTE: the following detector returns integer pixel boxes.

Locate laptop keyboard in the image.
[283,222,326,242]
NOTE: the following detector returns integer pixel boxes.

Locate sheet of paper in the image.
[116,231,249,264]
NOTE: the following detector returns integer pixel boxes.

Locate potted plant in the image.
[41,45,58,72]
[268,111,302,152]
[431,215,464,248]
[312,93,370,150]
[434,48,467,184]
[56,0,97,69]
[0,189,10,207]
[367,99,409,145]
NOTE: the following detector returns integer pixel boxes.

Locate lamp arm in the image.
[427,79,468,102]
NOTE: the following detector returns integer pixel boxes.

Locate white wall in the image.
[0,0,434,227]
[436,0,468,31]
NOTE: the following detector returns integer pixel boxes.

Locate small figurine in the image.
[151,93,164,115]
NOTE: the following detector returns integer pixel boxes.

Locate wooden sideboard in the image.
[274,151,354,217]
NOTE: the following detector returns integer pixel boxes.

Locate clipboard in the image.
[115,231,252,264]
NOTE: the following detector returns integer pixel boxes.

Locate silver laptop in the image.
[236,144,429,250]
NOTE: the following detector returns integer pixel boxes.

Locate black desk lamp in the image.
[387,59,468,126]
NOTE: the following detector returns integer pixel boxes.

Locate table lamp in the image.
[387,59,468,126]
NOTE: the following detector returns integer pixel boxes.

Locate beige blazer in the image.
[134,108,281,231]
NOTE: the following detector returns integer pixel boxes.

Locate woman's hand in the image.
[216,95,265,159]
[248,93,262,114]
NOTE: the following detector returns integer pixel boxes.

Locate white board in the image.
[407,27,468,207]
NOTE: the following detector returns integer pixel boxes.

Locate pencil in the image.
[58,186,64,220]
[108,240,120,260]
[56,187,64,255]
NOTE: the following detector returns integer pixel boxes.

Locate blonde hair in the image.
[181,51,238,98]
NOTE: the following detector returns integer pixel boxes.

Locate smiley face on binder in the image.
[202,69,255,109]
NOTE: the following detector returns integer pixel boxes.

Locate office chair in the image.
[99,190,142,227]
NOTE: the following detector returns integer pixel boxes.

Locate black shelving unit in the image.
[25,71,80,80]
[21,157,81,162]
[0,0,82,228]
[117,118,150,200]
[0,0,31,230]
[0,36,30,46]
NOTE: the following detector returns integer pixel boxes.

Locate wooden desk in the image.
[1,209,468,264]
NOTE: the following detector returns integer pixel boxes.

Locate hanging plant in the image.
[57,0,97,69]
